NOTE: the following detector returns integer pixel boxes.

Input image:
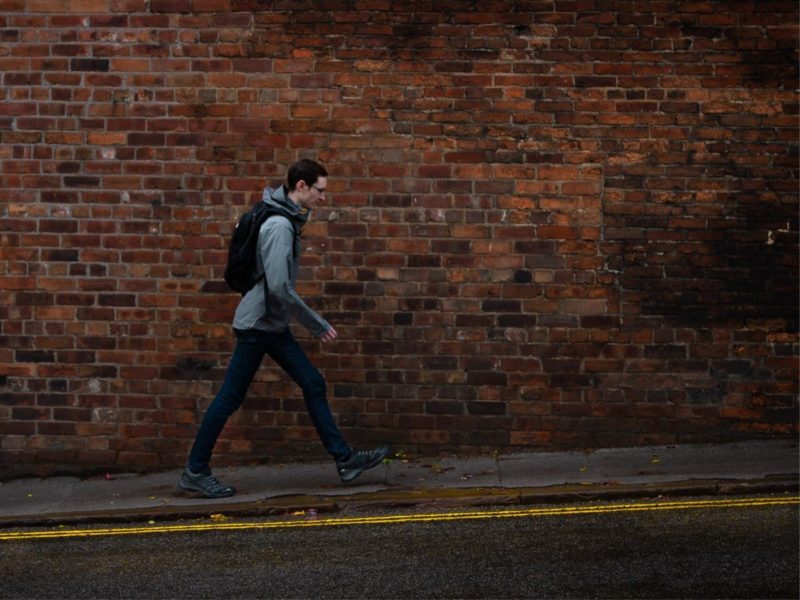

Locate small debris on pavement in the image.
[425,463,454,474]
[392,451,410,463]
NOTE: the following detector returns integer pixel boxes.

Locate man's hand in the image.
[321,327,338,342]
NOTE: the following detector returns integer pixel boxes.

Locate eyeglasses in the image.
[311,184,326,194]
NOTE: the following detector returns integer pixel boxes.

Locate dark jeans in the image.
[187,327,351,473]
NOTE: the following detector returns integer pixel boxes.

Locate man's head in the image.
[287,159,328,211]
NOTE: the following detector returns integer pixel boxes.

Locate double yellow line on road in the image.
[2,495,797,542]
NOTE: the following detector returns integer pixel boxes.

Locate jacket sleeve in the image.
[260,218,331,338]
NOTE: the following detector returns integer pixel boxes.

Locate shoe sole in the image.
[339,448,389,483]
[179,479,236,499]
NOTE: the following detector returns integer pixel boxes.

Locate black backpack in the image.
[224,201,297,296]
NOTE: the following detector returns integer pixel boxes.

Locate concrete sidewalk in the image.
[0,439,797,527]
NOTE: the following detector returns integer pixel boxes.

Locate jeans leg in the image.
[187,330,266,473]
[266,329,351,462]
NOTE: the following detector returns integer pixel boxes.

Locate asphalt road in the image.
[1,494,797,599]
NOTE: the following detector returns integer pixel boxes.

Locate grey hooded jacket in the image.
[232,186,331,338]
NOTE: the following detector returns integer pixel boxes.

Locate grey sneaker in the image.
[179,468,235,499]
[336,446,389,483]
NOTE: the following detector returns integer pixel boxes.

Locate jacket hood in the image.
[262,185,310,228]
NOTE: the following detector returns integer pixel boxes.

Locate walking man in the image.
[180,159,388,498]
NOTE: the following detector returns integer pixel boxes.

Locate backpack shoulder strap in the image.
[258,210,299,259]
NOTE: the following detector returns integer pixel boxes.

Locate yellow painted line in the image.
[1,496,796,542]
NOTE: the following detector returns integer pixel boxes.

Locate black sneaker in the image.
[336,446,389,483]
[179,468,235,499]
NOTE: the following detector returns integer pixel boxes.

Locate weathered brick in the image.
[0,1,796,473]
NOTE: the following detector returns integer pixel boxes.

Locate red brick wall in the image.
[1,1,797,475]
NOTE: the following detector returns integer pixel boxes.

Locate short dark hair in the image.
[287,159,327,191]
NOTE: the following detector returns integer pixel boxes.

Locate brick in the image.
[150,0,190,12]
[193,0,229,11]
[466,371,508,386]
[444,151,485,163]
[70,58,109,72]
[128,132,165,146]
[15,350,56,363]
[561,299,607,315]
[537,226,578,239]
